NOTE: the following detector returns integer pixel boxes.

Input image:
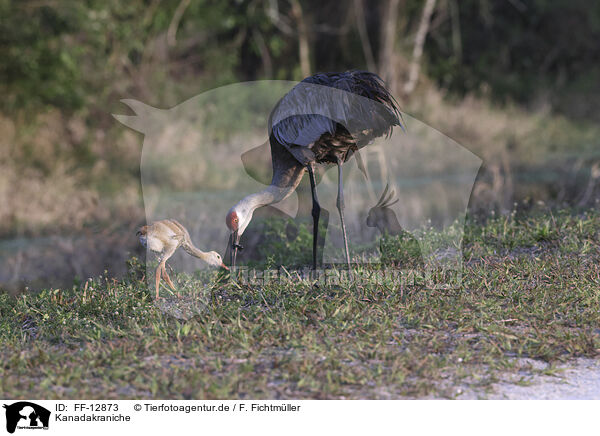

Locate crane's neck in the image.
[235,181,301,235]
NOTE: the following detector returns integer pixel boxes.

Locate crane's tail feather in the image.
[355,150,369,180]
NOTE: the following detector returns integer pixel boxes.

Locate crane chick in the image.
[137,219,228,298]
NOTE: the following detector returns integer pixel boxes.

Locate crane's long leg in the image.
[307,164,321,271]
[336,157,352,278]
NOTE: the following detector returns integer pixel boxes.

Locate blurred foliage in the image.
[0,0,312,114]
[425,0,600,119]
[0,0,252,112]
[0,0,598,241]
[3,0,600,119]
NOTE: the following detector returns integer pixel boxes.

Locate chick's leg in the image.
[155,263,163,299]
[162,263,176,290]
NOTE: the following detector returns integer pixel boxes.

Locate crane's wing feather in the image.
[268,71,402,165]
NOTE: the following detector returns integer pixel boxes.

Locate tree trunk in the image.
[291,0,311,77]
[378,0,401,93]
[253,30,273,77]
[353,0,376,72]
[403,0,437,96]
[449,0,462,62]
[167,0,191,47]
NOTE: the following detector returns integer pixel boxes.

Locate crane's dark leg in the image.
[307,164,320,271]
[336,157,353,278]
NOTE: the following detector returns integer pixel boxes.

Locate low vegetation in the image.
[1,209,598,399]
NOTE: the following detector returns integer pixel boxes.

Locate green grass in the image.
[0,209,599,399]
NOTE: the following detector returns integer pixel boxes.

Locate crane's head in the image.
[226,210,239,232]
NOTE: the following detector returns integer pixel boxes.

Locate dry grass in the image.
[0,111,142,238]
[0,210,598,399]
[2,83,599,238]
[406,86,600,213]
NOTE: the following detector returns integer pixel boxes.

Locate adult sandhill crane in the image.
[137,219,228,298]
[226,71,402,274]
[225,140,330,266]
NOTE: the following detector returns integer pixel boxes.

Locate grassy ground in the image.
[0,209,598,399]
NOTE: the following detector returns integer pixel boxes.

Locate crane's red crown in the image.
[226,210,239,231]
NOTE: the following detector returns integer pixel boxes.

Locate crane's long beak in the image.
[227,233,233,267]
[228,230,240,270]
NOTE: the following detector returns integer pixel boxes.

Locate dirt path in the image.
[459,358,600,400]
